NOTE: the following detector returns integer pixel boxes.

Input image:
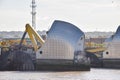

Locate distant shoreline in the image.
[0,31,114,39]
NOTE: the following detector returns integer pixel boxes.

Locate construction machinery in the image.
[0,39,27,47]
[0,20,90,71]
[85,40,106,67]
[85,25,120,68]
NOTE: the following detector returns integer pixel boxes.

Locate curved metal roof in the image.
[105,25,120,42]
[47,20,84,47]
[114,25,120,39]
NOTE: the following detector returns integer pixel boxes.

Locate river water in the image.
[0,68,120,80]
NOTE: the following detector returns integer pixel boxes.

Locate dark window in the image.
[81,37,83,40]
[40,51,42,54]
[106,52,109,55]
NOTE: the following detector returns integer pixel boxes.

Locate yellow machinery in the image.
[85,47,106,53]
[0,24,45,71]
[0,39,26,47]
[0,39,26,52]
[0,20,90,71]
[85,42,106,53]
[0,24,44,52]
[20,24,45,51]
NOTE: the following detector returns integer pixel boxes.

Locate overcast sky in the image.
[0,0,120,32]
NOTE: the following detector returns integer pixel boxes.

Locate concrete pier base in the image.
[102,59,120,69]
[36,59,90,71]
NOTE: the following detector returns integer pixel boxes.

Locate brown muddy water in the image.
[0,68,120,80]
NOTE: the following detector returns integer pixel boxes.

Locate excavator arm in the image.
[20,24,45,51]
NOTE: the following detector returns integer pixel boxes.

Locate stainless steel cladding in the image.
[103,25,120,59]
[36,20,85,61]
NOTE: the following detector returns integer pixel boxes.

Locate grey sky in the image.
[0,0,120,32]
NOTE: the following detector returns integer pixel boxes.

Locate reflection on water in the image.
[0,68,120,80]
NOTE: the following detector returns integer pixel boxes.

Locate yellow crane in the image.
[20,24,45,51]
[0,21,90,71]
